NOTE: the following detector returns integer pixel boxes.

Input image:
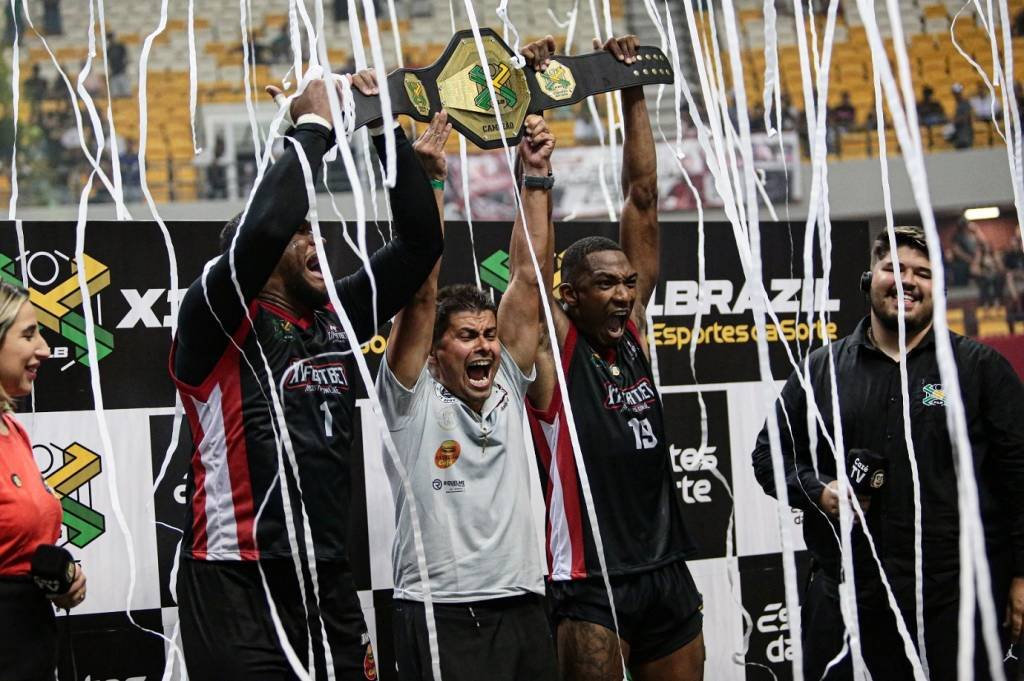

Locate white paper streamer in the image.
[459,5,630,678]
[187,0,201,154]
[7,0,19,220]
[239,0,263,162]
[857,0,1008,677]
[873,68,930,679]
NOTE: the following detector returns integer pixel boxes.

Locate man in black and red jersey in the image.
[522,36,704,681]
[169,72,442,680]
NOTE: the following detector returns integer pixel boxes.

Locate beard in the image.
[870,287,932,336]
[284,270,329,310]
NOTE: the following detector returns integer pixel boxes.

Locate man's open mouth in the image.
[607,310,629,335]
[466,358,492,387]
[306,255,324,279]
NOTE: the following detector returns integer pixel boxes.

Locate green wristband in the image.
[430,178,445,191]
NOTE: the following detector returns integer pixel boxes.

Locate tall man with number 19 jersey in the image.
[522,35,705,681]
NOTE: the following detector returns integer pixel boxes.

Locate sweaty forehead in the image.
[880,245,931,269]
[582,250,634,276]
[448,309,497,331]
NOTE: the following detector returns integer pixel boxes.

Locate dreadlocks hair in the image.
[433,284,497,346]
[559,236,624,288]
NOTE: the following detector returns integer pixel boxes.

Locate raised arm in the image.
[518,36,567,410]
[331,73,445,345]
[384,112,452,388]
[602,36,660,333]
[498,115,555,374]
[173,78,340,386]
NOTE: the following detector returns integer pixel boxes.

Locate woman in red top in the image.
[0,282,87,680]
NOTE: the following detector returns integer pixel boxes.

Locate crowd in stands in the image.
[2,0,1023,207]
[946,218,1024,329]
[1,29,138,206]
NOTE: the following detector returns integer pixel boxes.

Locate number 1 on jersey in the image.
[319,401,334,438]
[627,417,658,450]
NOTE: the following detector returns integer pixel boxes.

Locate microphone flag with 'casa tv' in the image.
[847,448,888,497]
[30,544,76,596]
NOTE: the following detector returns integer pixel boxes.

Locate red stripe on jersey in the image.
[221,362,257,558]
[171,310,255,561]
[527,323,588,580]
[526,407,556,571]
[625,319,644,348]
[184,403,209,560]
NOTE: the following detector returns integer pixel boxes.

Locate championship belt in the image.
[349,28,675,149]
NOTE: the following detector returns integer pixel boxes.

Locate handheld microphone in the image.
[30,545,76,596]
[846,448,887,497]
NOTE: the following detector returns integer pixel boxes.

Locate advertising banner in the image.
[0,218,867,680]
[445,133,802,221]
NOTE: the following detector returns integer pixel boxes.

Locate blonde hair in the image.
[0,282,30,412]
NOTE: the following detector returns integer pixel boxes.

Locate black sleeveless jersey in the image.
[172,300,357,561]
[527,319,694,580]
[169,125,442,563]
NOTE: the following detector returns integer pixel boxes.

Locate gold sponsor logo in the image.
[404,73,430,117]
[434,439,461,469]
[538,60,576,101]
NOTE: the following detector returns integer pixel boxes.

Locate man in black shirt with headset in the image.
[753,225,1024,680]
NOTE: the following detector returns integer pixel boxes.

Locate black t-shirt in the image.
[528,320,694,580]
[171,125,442,562]
[753,318,1024,584]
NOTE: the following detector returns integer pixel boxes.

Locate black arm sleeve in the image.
[978,347,1024,575]
[752,371,832,512]
[172,124,334,386]
[333,127,443,343]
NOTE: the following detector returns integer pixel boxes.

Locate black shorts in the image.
[0,577,57,681]
[392,593,558,681]
[178,559,375,681]
[548,560,703,664]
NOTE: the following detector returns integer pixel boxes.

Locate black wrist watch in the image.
[523,174,555,190]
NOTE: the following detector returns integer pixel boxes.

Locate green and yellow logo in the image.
[0,251,113,367]
[479,248,565,294]
[404,73,431,117]
[538,60,576,101]
[922,383,945,406]
[469,62,517,111]
[40,441,106,547]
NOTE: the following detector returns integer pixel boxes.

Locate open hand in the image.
[413,110,452,182]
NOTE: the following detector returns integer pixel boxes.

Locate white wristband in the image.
[295,113,333,130]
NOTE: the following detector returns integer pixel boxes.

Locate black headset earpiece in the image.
[860,271,872,294]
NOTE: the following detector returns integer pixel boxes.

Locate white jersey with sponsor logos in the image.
[375,346,545,603]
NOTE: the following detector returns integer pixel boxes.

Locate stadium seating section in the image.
[1,0,1020,205]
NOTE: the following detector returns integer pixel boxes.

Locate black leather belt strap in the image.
[349,27,674,149]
